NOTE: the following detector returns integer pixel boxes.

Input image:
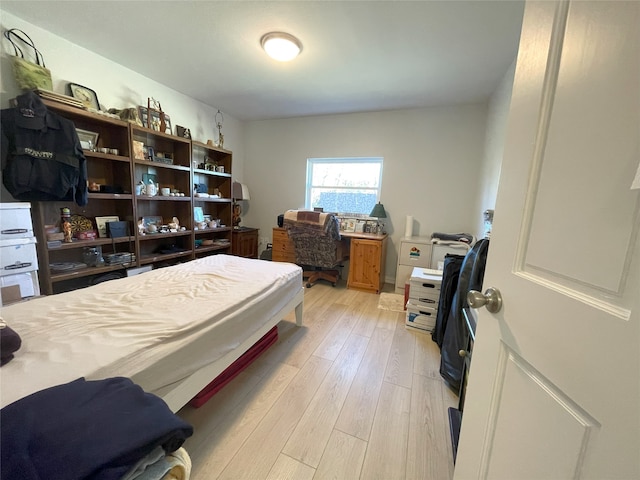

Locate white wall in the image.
[474,61,516,238]
[0,11,245,182]
[243,105,488,282]
[1,10,511,286]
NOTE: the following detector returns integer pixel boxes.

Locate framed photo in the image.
[142,216,163,230]
[138,106,149,128]
[176,125,191,139]
[67,83,100,110]
[76,128,99,151]
[132,140,145,160]
[149,110,162,131]
[95,215,120,238]
[163,114,172,135]
[194,206,204,223]
[146,146,155,161]
[343,219,356,233]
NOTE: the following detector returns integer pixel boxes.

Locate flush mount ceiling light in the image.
[261,32,302,62]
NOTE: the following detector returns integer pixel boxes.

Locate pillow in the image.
[0,317,21,366]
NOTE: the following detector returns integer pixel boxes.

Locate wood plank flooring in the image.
[178,281,457,480]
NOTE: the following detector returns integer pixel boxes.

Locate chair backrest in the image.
[283,210,341,268]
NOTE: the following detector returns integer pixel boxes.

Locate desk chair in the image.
[283,210,343,288]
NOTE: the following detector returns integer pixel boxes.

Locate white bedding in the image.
[0,255,302,409]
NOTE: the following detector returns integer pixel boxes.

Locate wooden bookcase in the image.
[32,101,233,295]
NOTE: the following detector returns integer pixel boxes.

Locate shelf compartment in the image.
[47,236,135,251]
[194,245,231,255]
[193,197,232,204]
[139,251,192,265]
[194,227,232,235]
[50,263,134,283]
[84,151,130,163]
[133,160,190,172]
[88,193,133,201]
[138,231,192,242]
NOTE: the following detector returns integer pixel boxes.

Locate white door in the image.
[454,1,639,479]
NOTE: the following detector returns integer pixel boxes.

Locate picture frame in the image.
[76,128,99,151]
[95,215,120,238]
[138,106,148,128]
[176,125,191,139]
[142,173,157,185]
[138,106,162,130]
[67,83,100,110]
[163,114,172,135]
[343,219,356,233]
[132,140,145,160]
[194,206,204,223]
[142,216,163,231]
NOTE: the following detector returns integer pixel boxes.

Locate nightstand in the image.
[232,227,259,259]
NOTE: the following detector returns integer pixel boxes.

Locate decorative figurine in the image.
[61,207,73,243]
[215,109,224,148]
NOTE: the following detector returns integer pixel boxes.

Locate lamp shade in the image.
[370,202,387,218]
[232,182,250,200]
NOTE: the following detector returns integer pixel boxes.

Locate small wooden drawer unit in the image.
[272,227,296,263]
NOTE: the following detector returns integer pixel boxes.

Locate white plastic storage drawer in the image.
[0,238,38,276]
[0,203,34,240]
[405,301,437,331]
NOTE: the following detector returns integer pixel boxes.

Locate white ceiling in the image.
[1,1,525,121]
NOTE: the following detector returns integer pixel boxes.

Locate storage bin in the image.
[0,238,39,276]
[0,203,34,240]
[405,301,437,331]
[1,272,36,299]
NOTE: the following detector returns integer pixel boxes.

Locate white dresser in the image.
[0,203,40,306]
[394,236,432,293]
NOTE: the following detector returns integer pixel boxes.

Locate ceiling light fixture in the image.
[261,32,302,62]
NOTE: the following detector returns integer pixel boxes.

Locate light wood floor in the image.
[178,281,458,480]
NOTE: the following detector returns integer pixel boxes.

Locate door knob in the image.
[467,287,503,313]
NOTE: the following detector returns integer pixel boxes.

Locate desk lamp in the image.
[369,202,387,234]
[232,182,250,229]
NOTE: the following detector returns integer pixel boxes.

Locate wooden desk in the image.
[272,227,387,294]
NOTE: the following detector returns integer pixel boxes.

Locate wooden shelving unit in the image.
[32,101,233,294]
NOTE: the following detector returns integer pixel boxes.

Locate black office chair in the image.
[283,210,343,288]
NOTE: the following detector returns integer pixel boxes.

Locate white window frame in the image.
[305,157,384,215]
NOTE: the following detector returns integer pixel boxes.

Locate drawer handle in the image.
[4,261,32,270]
[421,283,437,288]
[418,298,436,304]
[418,310,432,316]
[1,229,28,234]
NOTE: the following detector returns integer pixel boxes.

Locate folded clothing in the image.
[431,232,475,245]
[0,318,21,366]
[125,447,191,480]
[0,377,193,480]
[284,209,331,227]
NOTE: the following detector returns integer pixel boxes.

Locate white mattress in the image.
[0,255,302,409]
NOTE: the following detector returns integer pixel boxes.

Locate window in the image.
[306,157,383,215]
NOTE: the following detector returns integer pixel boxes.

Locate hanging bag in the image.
[3,28,53,91]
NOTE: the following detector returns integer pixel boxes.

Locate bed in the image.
[0,254,304,412]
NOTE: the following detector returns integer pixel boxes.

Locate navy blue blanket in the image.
[1,377,193,480]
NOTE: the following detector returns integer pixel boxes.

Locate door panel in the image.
[483,344,599,479]
[454,1,639,478]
